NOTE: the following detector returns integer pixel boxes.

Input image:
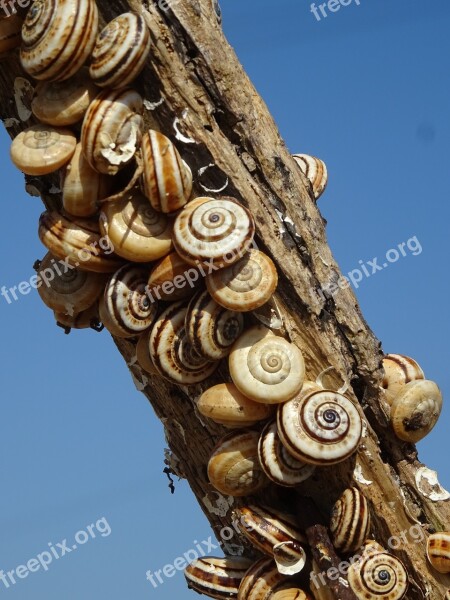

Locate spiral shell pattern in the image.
[237,557,305,600]
[381,353,424,405]
[292,154,328,200]
[330,487,371,553]
[427,532,450,574]
[185,557,252,599]
[277,390,363,465]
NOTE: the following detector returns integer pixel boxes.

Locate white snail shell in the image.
[147,252,200,302]
[427,532,450,574]
[54,302,101,331]
[206,249,278,312]
[207,430,269,497]
[258,420,316,487]
[185,556,253,599]
[292,154,328,201]
[0,14,23,55]
[237,557,308,600]
[381,354,424,405]
[135,329,158,375]
[149,302,218,384]
[229,326,305,405]
[99,190,173,262]
[277,390,363,465]
[20,0,98,81]
[90,13,151,89]
[172,196,255,268]
[445,590,450,600]
[329,487,371,553]
[390,380,442,443]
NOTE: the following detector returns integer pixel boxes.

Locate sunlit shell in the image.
[390,380,442,443]
[330,487,371,553]
[147,251,200,302]
[54,302,102,332]
[237,557,305,600]
[292,154,328,200]
[381,354,424,405]
[185,557,253,599]
[427,532,450,574]
[135,329,157,375]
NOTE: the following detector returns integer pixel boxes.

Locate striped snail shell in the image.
[197,382,274,429]
[0,14,22,55]
[207,430,268,497]
[149,302,218,384]
[329,487,371,553]
[173,196,255,268]
[38,210,124,273]
[206,249,278,312]
[99,264,157,338]
[135,329,158,375]
[292,154,328,201]
[147,251,200,302]
[310,560,334,600]
[258,420,316,487]
[237,557,308,600]
[186,289,244,360]
[233,505,306,575]
[141,129,193,214]
[390,380,442,443]
[229,326,305,404]
[445,590,450,600]
[10,124,76,176]
[20,0,98,81]
[427,532,450,573]
[277,390,363,465]
[185,556,253,600]
[381,354,424,405]
[81,88,144,175]
[99,190,173,262]
[54,302,102,332]
[90,13,151,89]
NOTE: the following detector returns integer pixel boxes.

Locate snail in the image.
[277,389,363,465]
[445,590,450,600]
[310,560,334,600]
[141,129,193,213]
[54,303,103,333]
[147,251,200,302]
[135,329,158,375]
[207,430,268,497]
[237,557,308,600]
[10,124,77,176]
[99,189,173,262]
[149,302,218,384]
[172,196,255,268]
[329,487,371,553]
[81,88,144,175]
[229,325,305,404]
[89,12,151,89]
[185,289,244,360]
[99,264,157,338]
[381,354,424,405]
[184,556,253,600]
[390,380,442,443]
[292,154,328,201]
[427,532,450,574]
[20,0,98,81]
[258,420,316,487]
[0,14,23,55]
[197,382,274,428]
[206,249,278,312]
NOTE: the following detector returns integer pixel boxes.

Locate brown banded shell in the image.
[292,154,328,201]
[237,557,307,600]
[149,302,218,384]
[258,420,316,487]
[207,430,268,497]
[206,249,278,312]
[329,487,371,553]
[99,190,173,262]
[141,129,192,214]
[81,88,144,175]
[185,556,253,599]
[427,532,450,573]
[0,14,23,55]
[10,124,76,175]
[381,354,424,405]
[90,13,151,88]
[277,390,363,465]
[229,326,305,404]
[147,252,200,302]
[390,380,442,443]
[135,329,157,375]
[172,196,255,268]
[20,0,98,81]
[197,383,274,429]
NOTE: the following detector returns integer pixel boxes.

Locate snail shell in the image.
[0,14,22,55]
[206,249,278,312]
[427,532,450,574]
[185,556,253,599]
[90,12,151,89]
[99,190,173,262]
[141,129,192,214]
[277,390,363,465]
[172,196,255,268]
[445,590,450,600]
[229,326,305,404]
[99,264,157,338]
[149,302,218,384]
[135,329,158,375]
[292,154,328,201]
[258,420,316,487]
[310,560,334,600]
[207,430,268,497]
[81,88,144,175]
[390,380,442,443]
[147,251,200,302]
[10,124,76,176]
[38,210,124,273]
[54,302,102,332]
[20,0,98,81]
[186,289,244,360]
[197,382,274,429]
[329,487,371,553]
[381,354,424,405]
[237,557,307,600]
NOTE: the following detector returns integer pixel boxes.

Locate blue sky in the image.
[0,1,449,598]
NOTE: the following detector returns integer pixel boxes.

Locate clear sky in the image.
[0,1,449,598]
